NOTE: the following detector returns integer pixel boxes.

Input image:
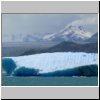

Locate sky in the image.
[2,14,98,42]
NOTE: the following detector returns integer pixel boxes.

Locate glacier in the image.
[2,52,98,76]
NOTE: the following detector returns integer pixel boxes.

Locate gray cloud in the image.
[2,14,98,42]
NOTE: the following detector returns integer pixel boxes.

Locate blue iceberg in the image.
[2,58,17,75]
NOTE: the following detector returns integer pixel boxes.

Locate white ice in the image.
[4,52,98,73]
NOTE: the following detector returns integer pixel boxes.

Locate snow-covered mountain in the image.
[85,32,98,43]
[43,24,97,43]
[3,25,98,44]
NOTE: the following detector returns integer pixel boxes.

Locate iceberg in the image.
[2,52,98,76]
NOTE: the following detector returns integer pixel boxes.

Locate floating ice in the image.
[2,52,98,76]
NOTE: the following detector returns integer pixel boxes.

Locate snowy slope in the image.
[3,52,98,74]
[43,25,95,43]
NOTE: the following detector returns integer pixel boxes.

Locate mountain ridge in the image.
[43,24,98,43]
[21,41,98,56]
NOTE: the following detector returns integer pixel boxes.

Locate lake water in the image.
[2,73,98,86]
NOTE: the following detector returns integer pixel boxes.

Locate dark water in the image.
[2,73,98,86]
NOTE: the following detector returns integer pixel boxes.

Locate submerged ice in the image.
[2,52,98,76]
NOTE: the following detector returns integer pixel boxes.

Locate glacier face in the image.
[3,52,98,75]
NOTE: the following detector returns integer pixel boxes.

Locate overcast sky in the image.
[2,14,98,42]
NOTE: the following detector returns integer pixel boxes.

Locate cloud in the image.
[68,16,98,27]
[2,14,98,42]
